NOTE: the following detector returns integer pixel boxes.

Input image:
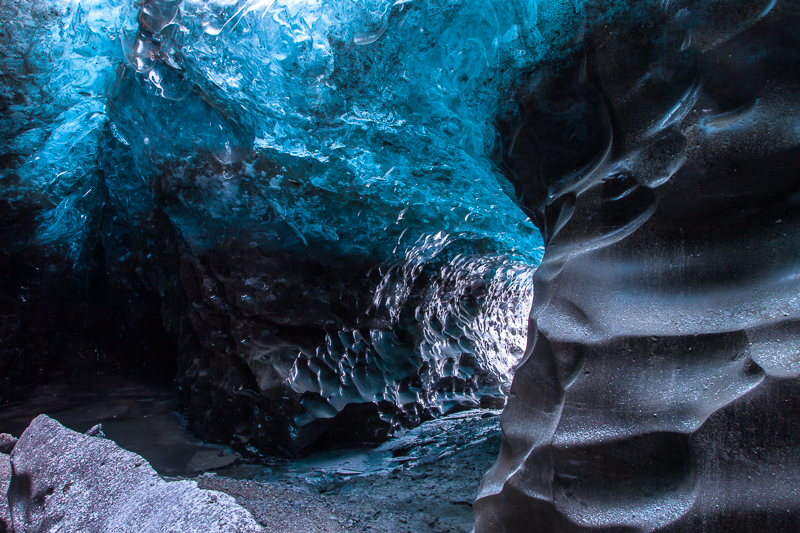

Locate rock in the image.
[8,415,262,533]
[1,453,13,533]
[0,435,16,455]
[422,513,438,525]
[84,424,106,439]
[185,449,240,472]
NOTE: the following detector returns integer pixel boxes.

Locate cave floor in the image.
[0,378,499,533]
[197,407,500,533]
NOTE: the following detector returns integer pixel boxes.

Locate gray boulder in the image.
[8,415,263,533]
[1,453,12,533]
[0,435,16,455]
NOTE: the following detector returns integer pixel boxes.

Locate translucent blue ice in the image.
[0,0,561,268]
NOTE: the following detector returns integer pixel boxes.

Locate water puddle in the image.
[0,378,237,477]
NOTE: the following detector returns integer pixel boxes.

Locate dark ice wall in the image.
[474,1,800,531]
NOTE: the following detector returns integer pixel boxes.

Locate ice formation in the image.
[471,1,800,532]
[0,0,542,454]
[3,0,800,529]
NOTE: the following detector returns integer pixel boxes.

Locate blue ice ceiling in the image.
[2,0,552,267]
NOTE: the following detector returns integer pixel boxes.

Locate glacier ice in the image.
[1,0,544,454]
[471,1,800,532]
[3,0,800,529]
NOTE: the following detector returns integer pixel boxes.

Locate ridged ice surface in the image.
[473,1,800,532]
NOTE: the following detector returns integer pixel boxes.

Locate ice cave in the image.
[1,0,799,531]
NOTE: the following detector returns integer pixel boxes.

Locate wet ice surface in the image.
[245,408,501,484]
[0,379,238,477]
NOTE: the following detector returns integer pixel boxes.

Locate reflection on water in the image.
[0,378,239,477]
